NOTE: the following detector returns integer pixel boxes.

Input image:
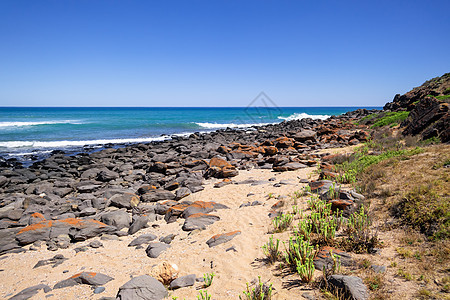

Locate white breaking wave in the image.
[278,113,330,121]
[195,122,271,129]
[0,120,82,128]
[0,136,170,149]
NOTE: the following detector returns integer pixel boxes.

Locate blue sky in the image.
[0,1,449,107]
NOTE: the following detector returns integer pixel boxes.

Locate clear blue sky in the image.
[0,1,449,107]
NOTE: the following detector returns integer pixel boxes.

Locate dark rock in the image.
[116,275,168,300]
[54,272,114,289]
[89,240,103,248]
[327,275,369,300]
[128,215,149,235]
[169,274,196,290]
[146,242,171,258]
[206,230,241,248]
[93,286,105,294]
[175,187,191,200]
[101,210,131,230]
[97,170,119,182]
[109,193,140,209]
[314,247,353,270]
[140,190,176,202]
[159,234,176,244]
[33,254,68,269]
[182,213,220,231]
[8,284,51,300]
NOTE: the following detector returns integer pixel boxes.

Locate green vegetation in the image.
[396,184,449,240]
[370,111,410,128]
[335,145,423,182]
[340,206,378,253]
[272,213,293,233]
[203,272,215,287]
[239,277,273,300]
[426,94,450,100]
[197,290,212,300]
[262,236,281,264]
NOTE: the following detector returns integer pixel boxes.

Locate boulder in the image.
[101,210,131,230]
[146,242,171,258]
[169,274,196,290]
[116,275,168,300]
[293,130,317,142]
[109,193,140,209]
[327,275,369,300]
[128,215,150,235]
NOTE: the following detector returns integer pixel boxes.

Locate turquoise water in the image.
[0,107,380,158]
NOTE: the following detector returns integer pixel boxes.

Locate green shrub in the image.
[203,272,215,287]
[262,236,281,264]
[272,213,294,233]
[239,277,273,300]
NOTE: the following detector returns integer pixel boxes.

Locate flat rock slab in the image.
[146,242,171,258]
[54,272,114,289]
[169,274,196,290]
[8,284,51,300]
[33,254,67,269]
[116,275,168,300]
[206,230,241,248]
[314,246,353,270]
[327,275,369,300]
[16,218,115,245]
[182,213,220,231]
[128,233,157,247]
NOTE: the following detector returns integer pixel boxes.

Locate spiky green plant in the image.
[262,235,281,264]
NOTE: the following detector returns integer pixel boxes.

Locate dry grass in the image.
[358,143,450,299]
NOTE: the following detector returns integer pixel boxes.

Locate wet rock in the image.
[116,275,168,300]
[206,230,241,248]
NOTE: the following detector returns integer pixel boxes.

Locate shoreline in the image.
[0,108,377,299]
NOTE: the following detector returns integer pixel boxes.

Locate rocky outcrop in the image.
[383,72,450,142]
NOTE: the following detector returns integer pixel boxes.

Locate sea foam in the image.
[0,136,170,149]
[0,120,81,128]
[278,113,330,121]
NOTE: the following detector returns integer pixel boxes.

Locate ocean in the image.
[0,106,380,164]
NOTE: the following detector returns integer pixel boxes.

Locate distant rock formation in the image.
[384,73,449,142]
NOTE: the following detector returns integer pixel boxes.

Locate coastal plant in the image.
[283,236,318,272]
[321,249,341,279]
[262,235,281,264]
[203,272,215,287]
[272,213,293,233]
[341,206,378,253]
[197,290,212,300]
[239,276,273,300]
[296,256,315,283]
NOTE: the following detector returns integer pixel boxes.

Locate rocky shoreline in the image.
[0,108,378,299]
